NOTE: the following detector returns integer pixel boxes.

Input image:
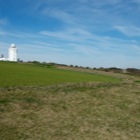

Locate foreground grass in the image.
[0,62,120,87]
[0,82,140,140]
[0,62,139,139]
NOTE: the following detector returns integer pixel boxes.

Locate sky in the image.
[0,0,140,68]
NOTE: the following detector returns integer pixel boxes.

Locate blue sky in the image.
[0,0,140,68]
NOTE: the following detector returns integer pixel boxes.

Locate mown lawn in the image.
[0,62,120,87]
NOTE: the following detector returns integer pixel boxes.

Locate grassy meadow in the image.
[0,62,140,140]
[0,62,120,87]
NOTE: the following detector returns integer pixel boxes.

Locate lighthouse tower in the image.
[8,44,17,61]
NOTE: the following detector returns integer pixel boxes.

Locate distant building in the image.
[0,57,7,61]
[8,44,17,61]
[0,44,18,62]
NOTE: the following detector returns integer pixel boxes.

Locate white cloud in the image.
[41,8,77,25]
[40,28,92,42]
[22,0,139,34]
[114,25,140,37]
[39,25,140,60]
[0,31,24,38]
[0,30,48,39]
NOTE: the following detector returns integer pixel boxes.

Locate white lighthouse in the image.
[8,44,17,61]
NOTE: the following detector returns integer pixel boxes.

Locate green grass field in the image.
[0,62,120,87]
[0,62,140,140]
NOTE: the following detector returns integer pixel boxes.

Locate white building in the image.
[0,57,8,61]
[0,43,18,62]
[8,44,17,61]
